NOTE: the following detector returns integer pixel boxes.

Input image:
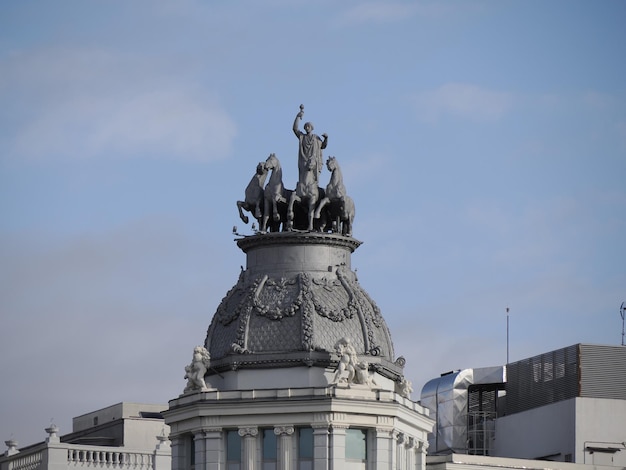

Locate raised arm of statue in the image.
[293,105,305,137]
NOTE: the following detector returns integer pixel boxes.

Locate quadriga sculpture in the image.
[315,156,355,236]
[236,161,268,226]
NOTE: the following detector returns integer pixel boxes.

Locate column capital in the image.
[274,425,295,436]
[418,440,429,453]
[238,426,258,438]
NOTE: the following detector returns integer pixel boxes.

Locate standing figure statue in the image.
[287,105,328,231]
[293,104,328,183]
[184,346,211,393]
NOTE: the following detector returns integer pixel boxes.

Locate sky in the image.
[1,0,625,447]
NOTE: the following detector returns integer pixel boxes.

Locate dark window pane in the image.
[227,431,241,462]
[298,428,314,459]
[263,429,277,460]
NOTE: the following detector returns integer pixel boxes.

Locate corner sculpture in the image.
[332,337,378,388]
[236,104,355,235]
[183,346,211,393]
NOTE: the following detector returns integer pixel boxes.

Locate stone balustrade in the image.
[1,441,169,470]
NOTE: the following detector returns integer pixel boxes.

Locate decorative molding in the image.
[236,231,362,253]
[418,440,429,454]
[238,427,259,438]
[274,426,295,436]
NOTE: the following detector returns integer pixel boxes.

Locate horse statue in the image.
[315,156,355,236]
[236,161,268,226]
[287,154,320,232]
[260,153,289,232]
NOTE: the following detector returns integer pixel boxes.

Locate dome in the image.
[204,231,403,381]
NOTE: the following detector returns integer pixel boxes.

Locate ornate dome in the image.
[204,231,403,380]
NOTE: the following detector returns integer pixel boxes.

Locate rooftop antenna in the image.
[619,302,626,346]
[506,307,510,364]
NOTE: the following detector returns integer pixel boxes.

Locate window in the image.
[226,431,241,470]
[187,435,195,470]
[345,429,367,461]
[298,428,314,470]
[262,429,277,470]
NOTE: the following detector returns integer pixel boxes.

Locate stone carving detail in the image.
[238,427,259,438]
[300,273,315,350]
[332,337,378,388]
[183,346,211,393]
[252,274,302,320]
[273,426,295,436]
[396,376,413,398]
[237,161,268,227]
[214,270,252,326]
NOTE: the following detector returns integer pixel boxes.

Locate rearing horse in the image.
[261,153,288,232]
[287,154,319,231]
[315,156,355,236]
[237,161,268,225]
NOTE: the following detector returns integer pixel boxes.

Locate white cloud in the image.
[0,47,236,161]
[411,83,514,123]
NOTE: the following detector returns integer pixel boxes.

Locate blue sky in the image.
[1,0,625,446]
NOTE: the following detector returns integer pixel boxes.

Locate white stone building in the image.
[164,232,434,470]
[0,403,171,470]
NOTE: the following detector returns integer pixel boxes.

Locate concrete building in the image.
[421,344,626,467]
[0,403,171,470]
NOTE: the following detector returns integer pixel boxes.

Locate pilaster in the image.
[203,428,223,470]
[405,437,416,470]
[312,423,329,470]
[395,432,406,470]
[416,440,429,470]
[170,436,186,470]
[374,427,393,470]
[329,424,348,470]
[194,431,206,470]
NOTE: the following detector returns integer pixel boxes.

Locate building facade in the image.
[0,403,171,470]
[420,344,626,467]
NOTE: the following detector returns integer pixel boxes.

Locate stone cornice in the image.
[207,351,404,381]
[236,231,362,253]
